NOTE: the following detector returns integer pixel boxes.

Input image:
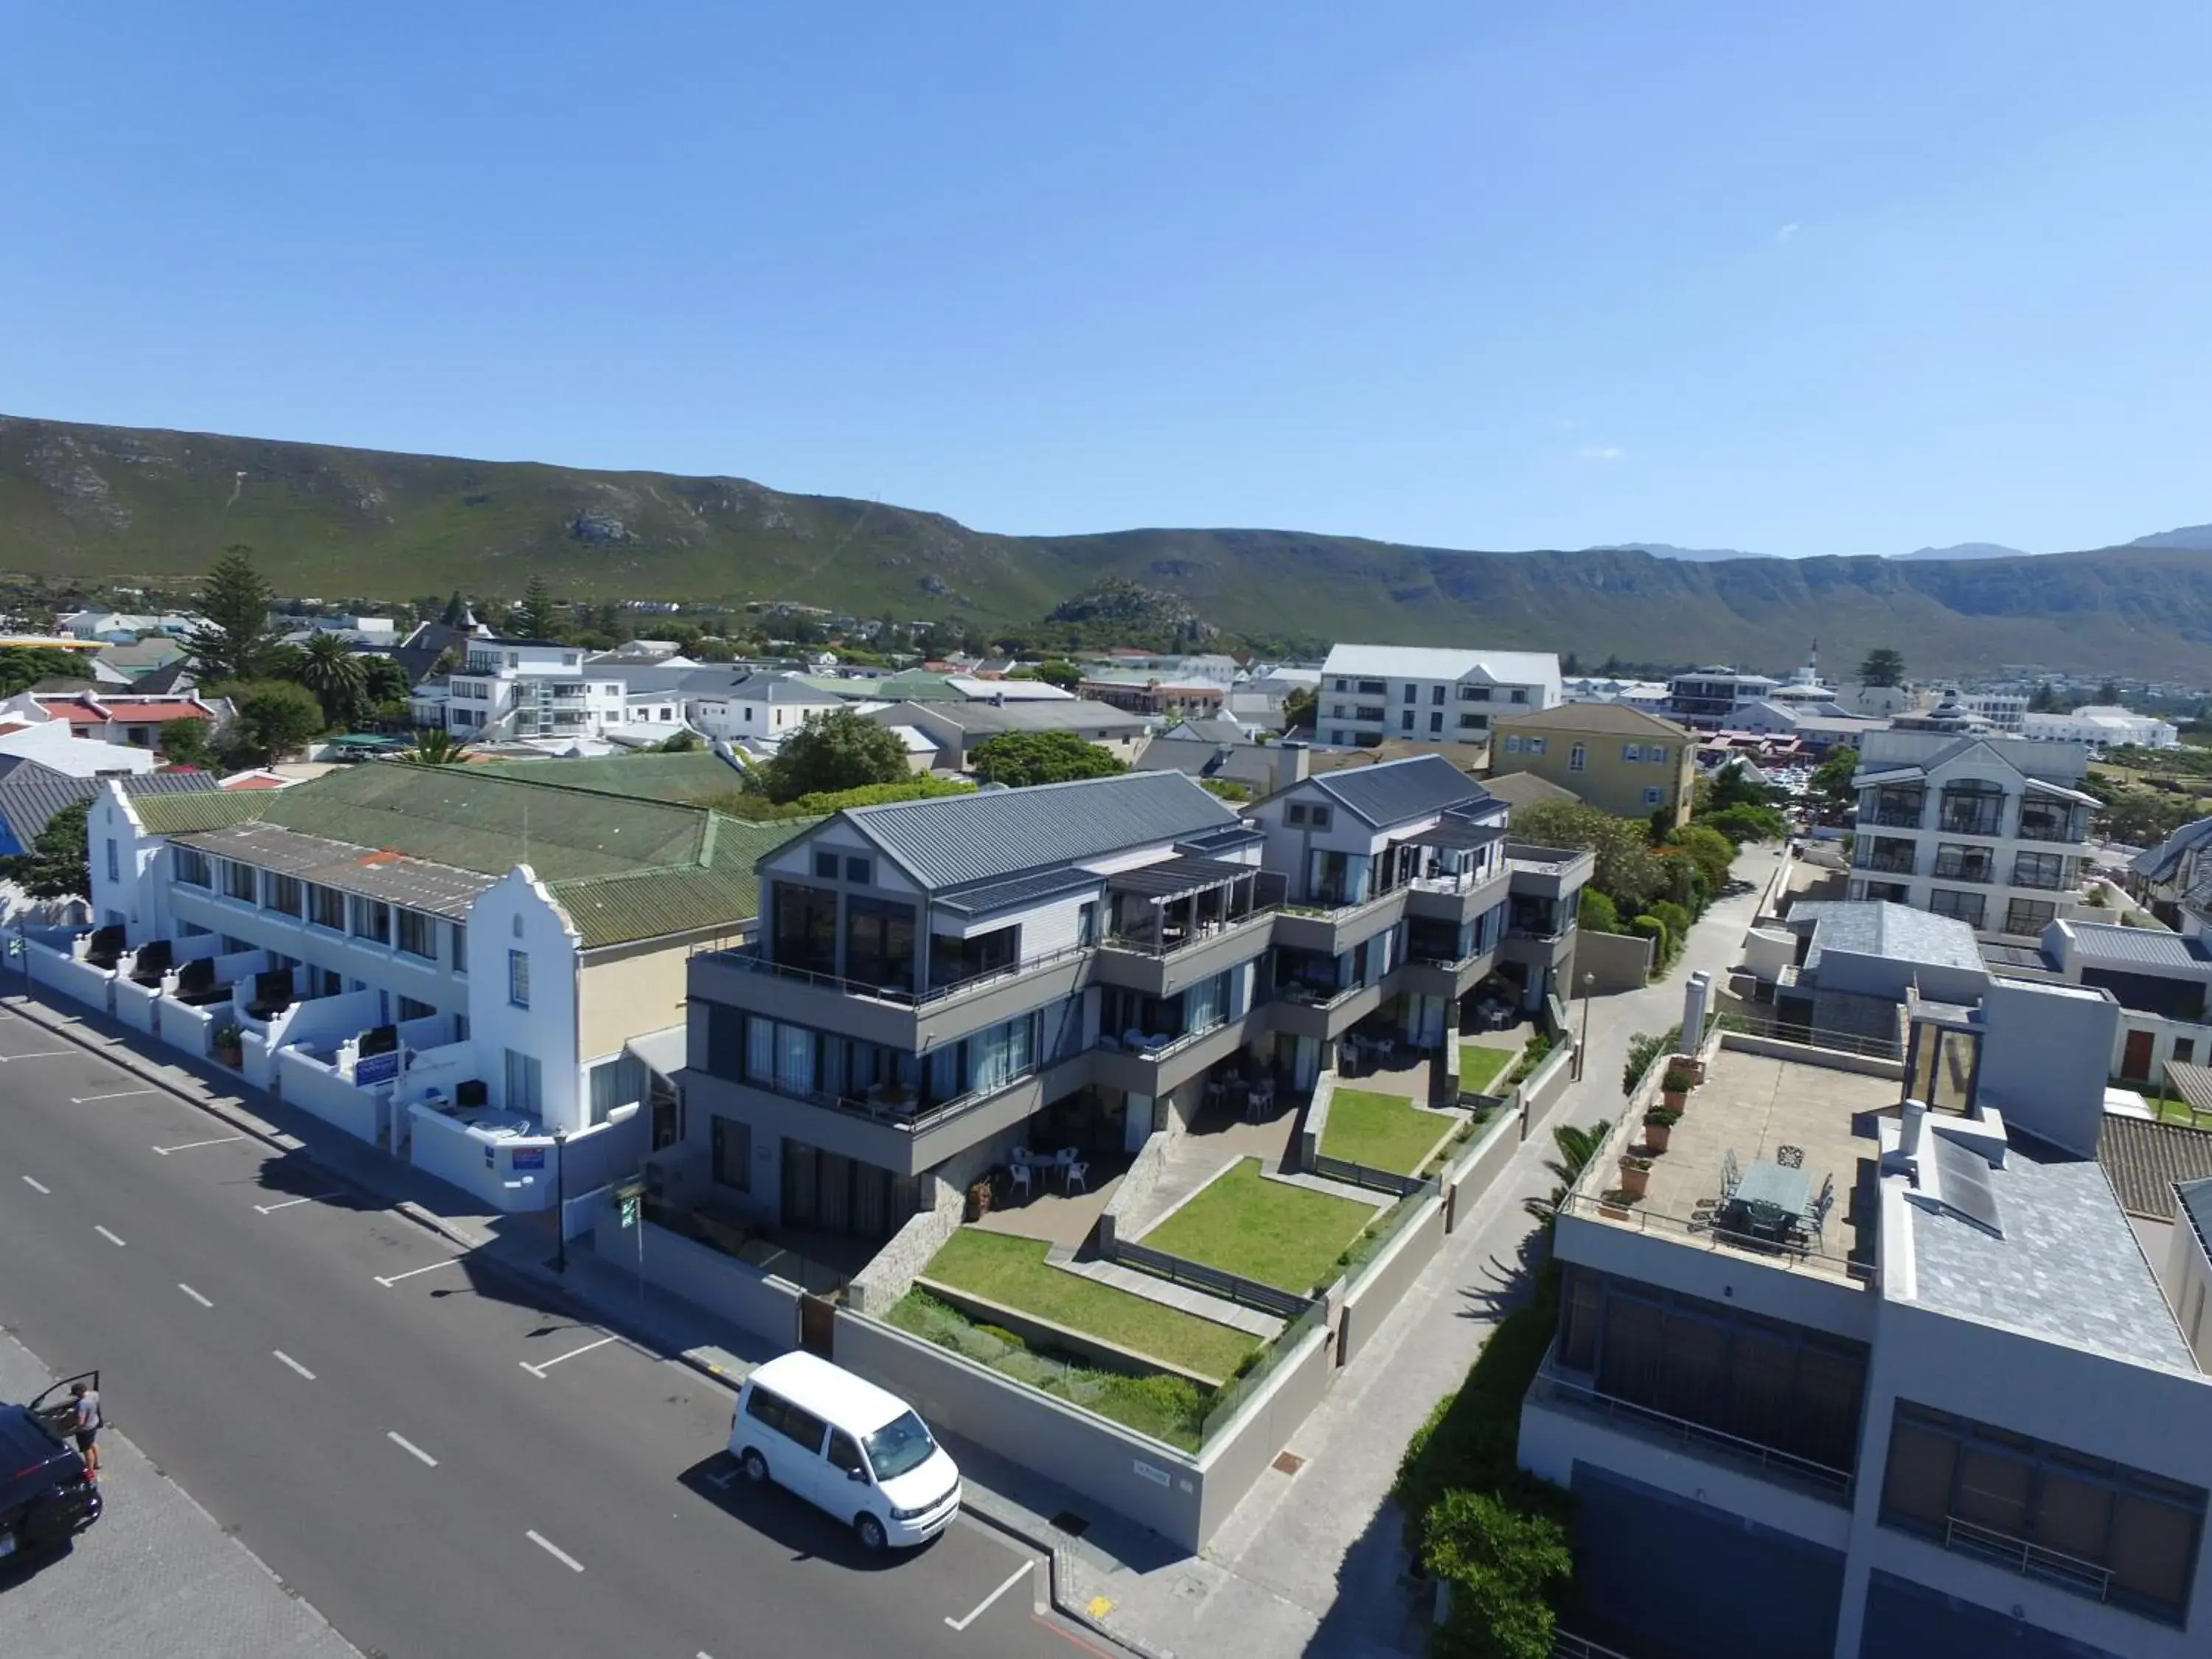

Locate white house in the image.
[1315,644,1562,750]
[441,637,634,742]
[689,674,849,744]
[2024,706,2180,749]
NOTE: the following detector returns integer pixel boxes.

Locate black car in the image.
[0,1371,103,1562]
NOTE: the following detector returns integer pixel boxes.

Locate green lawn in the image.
[1458,1042,1517,1094]
[1143,1158,1376,1293]
[919,1228,1258,1380]
[1322,1088,1456,1174]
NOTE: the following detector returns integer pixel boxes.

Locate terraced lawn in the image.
[918,1228,1259,1380]
[1142,1158,1375,1293]
[1459,1042,1518,1094]
[1322,1088,1458,1174]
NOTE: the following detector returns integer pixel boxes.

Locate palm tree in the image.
[295,630,369,726]
[1522,1119,1612,1230]
[398,728,474,765]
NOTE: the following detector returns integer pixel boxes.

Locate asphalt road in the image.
[0,1004,1100,1659]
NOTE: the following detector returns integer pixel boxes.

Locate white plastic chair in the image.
[1009,1161,1034,1199]
[1065,1161,1090,1195]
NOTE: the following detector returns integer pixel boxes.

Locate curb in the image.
[9,990,1165,1657]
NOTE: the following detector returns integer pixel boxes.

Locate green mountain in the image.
[4,413,2211,677]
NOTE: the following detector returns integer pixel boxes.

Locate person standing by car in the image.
[70,1382,100,1481]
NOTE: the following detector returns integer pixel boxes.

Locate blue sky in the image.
[7,2,2208,557]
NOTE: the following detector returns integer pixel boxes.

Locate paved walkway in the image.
[0,1330,364,1659]
[1021,843,1784,1659]
[1055,1257,1286,1338]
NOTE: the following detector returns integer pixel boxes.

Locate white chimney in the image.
[1680,971,1711,1053]
[1900,1097,1927,1158]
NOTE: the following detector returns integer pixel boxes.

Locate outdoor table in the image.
[1728,1160,1811,1237]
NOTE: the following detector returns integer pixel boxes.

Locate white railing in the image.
[1938,1514,2112,1601]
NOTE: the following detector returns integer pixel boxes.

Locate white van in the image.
[727,1352,961,1550]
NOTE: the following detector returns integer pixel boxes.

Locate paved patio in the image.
[970,1151,1130,1250]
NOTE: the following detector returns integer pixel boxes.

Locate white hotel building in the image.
[1314,644,1561,749]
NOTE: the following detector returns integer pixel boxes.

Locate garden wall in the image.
[1335,1192,1447,1366]
[1443,1107,1522,1234]
[27,940,112,1013]
[593,1210,801,1348]
[1520,1044,1576,1133]
[1295,1069,1343,1172]
[1096,1130,1169,1253]
[276,1046,383,1143]
[111,976,161,1034]
[1576,929,1655,994]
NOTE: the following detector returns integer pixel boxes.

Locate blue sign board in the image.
[512,1147,546,1172]
[355,1048,400,1086]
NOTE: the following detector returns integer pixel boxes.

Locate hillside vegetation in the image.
[5,414,2211,675]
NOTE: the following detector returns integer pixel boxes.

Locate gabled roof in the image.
[2131,815,2212,885]
[723,672,843,706]
[888,699,1147,735]
[1478,771,1579,812]
[0,760,213,852]
[840,771,1239,890]
[1491,701,1692,740]
[1304,754,1491,827]
[127,762,812,947]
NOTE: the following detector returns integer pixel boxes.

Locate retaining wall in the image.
[594,1211,801,1348]
[1443,1107,1522,1234]
[1335,1192,1447,1366]
[846,1176,964,1317]
[1520,1045,1576,1132]
[111,976,161,1035]
[1096,1130,1169,1253]
[156,995,218,1062]
[1296,1068,1343,1172]
[1576,928,1655,994]
[913,1276,1226,1387]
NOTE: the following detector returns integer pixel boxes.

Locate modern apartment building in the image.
[1488,702,1698,825]
[1848,731,2097,941]
[76,762,801,1208]
[1314,644,1560,749]
[1667,666,1780,728]
[675,758,1588,1242]
[1525,905,2212,1659]
[441,637,639,742]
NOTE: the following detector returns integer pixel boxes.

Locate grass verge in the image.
[1458,1042,1517,1095]
[1322,1088,1457,1175]
[1144,1156,1374,1293]
[920,1229,1259,1380]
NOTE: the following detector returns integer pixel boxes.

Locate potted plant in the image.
[1598,1186,1638,1220]
[1642,1105,1680,1153]
[1661,1064,1696,1111]
[1618,1154,1652,1199]
[212,1021,244,1068]
[964,1176,993,1222]
[1671,1053,1707,1087]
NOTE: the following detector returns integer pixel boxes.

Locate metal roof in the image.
[895,699,1148,736]
[1408,819,1509,852]
[1320,644,1561,691]
[844,771,1238,890]
[2131,816,2212,884]
[0,761,214,852]
[480,751,746,805]
[2097,1113,2212,1220]
[1490,701,1691,739]
[1307,754,1490,827]
[932,866,1103,919]
[173,821,497,919]
[2165,1062,2212,1120]
[1105,855,1255,902]
[2062,922,2212,973]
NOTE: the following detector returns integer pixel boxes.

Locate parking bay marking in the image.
[72,1088,159,1103]
[273,1350,317,1381]
[521,1335,617,1378]
[0,1049,73,1062]
[177,1284,213,1308]
[945,1559,1034,1632]
[257,1193,342,1214]
[21,1175,49,1194]
[155,1134,247,1155]
[387,1431,439,1467]
[375,1258,465,1287]
[94,1225,127,1248]
[526,1529,585,1573]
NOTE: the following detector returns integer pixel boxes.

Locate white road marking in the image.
[72,1087,159,1103]
[255,1192,341,1214]
[375,1257,465,1287]
[519,1334,616,1378]
[94,1225,127,1247]
[526,1529,585,1573]
[272,1349,316,1381]
[154,1134,247,1155]
[21,1175,49,1194]
[386,1431,439,1467]
[0,1049,74,1062]
[178,1283,213,1308]
[945,1559,1034,1631]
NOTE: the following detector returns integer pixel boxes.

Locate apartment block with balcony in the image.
[1521,937,2212,1659]
[1666,665,1780,729]
[80,763,796,1211]
[1848,731,2097,941]
[1314,643,1560,751]
[442,637,633,742]
[676,757,1585,1244]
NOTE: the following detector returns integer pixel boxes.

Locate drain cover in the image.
[1050,1509,1091,1538]
[1272,1451,1306,1475]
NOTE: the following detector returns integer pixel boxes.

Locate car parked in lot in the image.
[0,1371,104,1562]
[727,1352,960,1551]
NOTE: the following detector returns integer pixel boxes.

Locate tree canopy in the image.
[1809,746,1860,813]
[1281,686,1318,732]
[1509,800,1669,917]
[291,630,369,726]
[182,546,278,683]
[1857,647,1906,687]
[513,576,561,641]
[970,731,1128,787]
[1009,660,1083,692]
[760,709,910,800]
[221,680,327,765]
[1,799,91,900]
[0,646,97,697]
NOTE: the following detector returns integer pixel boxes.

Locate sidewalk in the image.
[0,1330,364,1659]
[1010,844,1782,1659]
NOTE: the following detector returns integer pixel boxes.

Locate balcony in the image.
[1094,906,1276,998]
[1854,841,1919,876]
[1273,886,1410,956]
[1503,843,1595,900]
[1930,853,1997,884]
[1405,863,1512,925]
[692,940,1094,1051]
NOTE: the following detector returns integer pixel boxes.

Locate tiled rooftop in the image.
[1578,1044,1896,1284]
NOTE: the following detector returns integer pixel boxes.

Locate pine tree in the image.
[182,546,277,684]
[514,576,560,640]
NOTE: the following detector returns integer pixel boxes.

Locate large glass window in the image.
[1932,844,1996,883]
[1937,779,2007,836]
[1927,888,1986,928]
[224,860,258,902]
[771,882,838,976]
[308,884,345,930]
[173,846,211,887]
[844,896,916,992]
[2011,851,2067,891]
[2017,797,2084,843]
[1879,1401,2206,1625]
[352,896,392,945]
[264,873,303,917]
[396,908,438,959]
[2003,899,2058,937]
[965,1012,1037,1095]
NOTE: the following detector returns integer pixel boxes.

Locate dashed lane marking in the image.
[178,1283,213,1308]
[72,1088,159,1102]
[526,1530,585,1573]
[256,1193,342,1213]
[273,1350,317,1381]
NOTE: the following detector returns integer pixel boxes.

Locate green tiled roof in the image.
[477,751,748,805]
[128,764,813,949]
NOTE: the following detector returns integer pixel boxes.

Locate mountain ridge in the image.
[4,413,2211,678]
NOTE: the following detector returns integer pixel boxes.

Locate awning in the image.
[625,1026,688,1080]
[1106,855,1255,904]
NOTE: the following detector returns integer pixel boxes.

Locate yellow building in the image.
[1489,702,1699,826]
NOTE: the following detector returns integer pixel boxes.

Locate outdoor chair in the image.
[1065,1161,1090,1195]
[1777,1144,1805,1169]
[1009,1161,1034,1199]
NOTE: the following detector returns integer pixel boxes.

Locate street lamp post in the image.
[1574,971,1596,1080]
[552,1127,570,1273]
